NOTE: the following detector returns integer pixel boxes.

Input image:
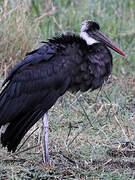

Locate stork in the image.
[0,20,125,165]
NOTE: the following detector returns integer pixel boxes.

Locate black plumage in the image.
[0,20,125,152]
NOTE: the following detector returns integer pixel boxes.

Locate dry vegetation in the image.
[0,0,135,179]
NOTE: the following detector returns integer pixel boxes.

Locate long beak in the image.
[94,31,126,56]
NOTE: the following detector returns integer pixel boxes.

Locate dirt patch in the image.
[92,159,135,171]
[107,148,135,158]
[107,142,135,158]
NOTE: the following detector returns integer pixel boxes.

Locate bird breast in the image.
[69,48,112,92]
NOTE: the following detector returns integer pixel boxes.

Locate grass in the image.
[0,0,135,179]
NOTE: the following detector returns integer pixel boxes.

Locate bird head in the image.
[80,20,126,56]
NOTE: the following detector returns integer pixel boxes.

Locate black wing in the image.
[0,43,71,151]
[2,43,58,86]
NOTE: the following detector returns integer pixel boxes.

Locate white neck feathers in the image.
[80,31,98,45]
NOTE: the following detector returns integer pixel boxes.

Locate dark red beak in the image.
[92,30,126,56]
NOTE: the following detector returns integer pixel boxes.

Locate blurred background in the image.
[0,0,135,179]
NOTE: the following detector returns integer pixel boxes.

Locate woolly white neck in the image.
[80,31,98,45]
[80,20,99,45]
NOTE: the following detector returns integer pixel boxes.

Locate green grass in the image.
[0,0,135,179]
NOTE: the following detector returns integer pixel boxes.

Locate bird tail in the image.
[0,108,44,152]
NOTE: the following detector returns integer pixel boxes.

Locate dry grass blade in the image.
[35,6,56,29]
[114,114,127,139]
[17,127,39,151]
[2,0,8,17]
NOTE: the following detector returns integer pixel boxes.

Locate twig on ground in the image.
[11,143,41,156]
[17,127,39,151]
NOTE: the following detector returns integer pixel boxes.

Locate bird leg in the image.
[42,113,50,165]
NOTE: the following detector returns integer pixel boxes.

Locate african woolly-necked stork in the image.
[0,20,125,165]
